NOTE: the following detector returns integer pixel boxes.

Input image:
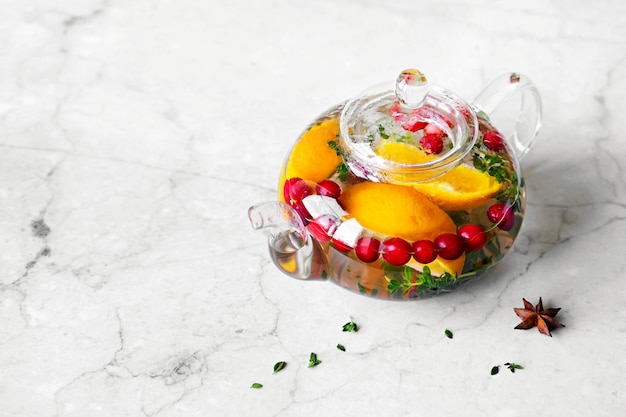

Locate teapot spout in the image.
[248,201,329,281]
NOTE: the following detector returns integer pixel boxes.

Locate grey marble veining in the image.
[1,0,625,416]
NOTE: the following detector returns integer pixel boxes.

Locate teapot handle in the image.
[472,73,542,160]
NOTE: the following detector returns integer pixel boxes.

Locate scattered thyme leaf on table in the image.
[308,352,322,368]
[251,383,263,389]
[444,329,453,339]
[342,320,359,332]
[491,362,523,375]
[336,344,346,352]
[273,361,287,373]
[504,362,523,373]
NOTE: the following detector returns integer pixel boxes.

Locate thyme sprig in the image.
[472,143,519,204]
[386,266,459,296]
[327,139,350,181]
[472,151,517,184]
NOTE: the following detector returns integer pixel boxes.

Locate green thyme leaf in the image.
[326,140,340,155]
[491,365,500,375]
[336,344,346,352]
[308,352,322,368]
[444,329,453,339]
[505,362,523,373]
[251,382,263,389]
[342,320,359,332]
[273,361,287,373]
[378,124,390,139]
[386,277,402,294]
[336,162,350,181]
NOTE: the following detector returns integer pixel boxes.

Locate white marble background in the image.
[1,0,625,416]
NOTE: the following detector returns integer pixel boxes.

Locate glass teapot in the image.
[249,69,542,300]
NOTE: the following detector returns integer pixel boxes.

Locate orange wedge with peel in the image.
[413,164,502,211]
[374,140,501,212]
[278,118,342,201]
[375,140,437,165]
[339,182,465,276]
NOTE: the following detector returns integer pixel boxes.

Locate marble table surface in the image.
[1,0,625,416]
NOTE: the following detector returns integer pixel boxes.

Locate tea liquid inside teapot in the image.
[277,102,524,299]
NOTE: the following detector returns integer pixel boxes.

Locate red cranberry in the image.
[402,113,429,132]
[424,123,446,137]
[483,130,504,152]
[331,238,353,253]
[420,133,444,154]
[390,101,404,122]
[284,177,311,203]
[283,177,312,221]
[412,240,437,264]
[487,202,515,231]
[381,237,412,266]
[457,224,488,252]
[355,236,381,263]
[307,215,338,242]
[434,233,465,260]
[316,180,342,199]
[292,202,311,222]
[390,101,429,131]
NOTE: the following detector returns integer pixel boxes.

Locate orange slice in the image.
[285,119,341,181]
[407,257,463,278]
[413,164,502,211]
[374,139,501,211]
[278,118,342,201]
[375,140,437,164]
[339,182,464,275]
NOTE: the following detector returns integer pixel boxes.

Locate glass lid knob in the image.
[395,69,429,109]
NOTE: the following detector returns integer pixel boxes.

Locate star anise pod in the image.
[514,297,565,337]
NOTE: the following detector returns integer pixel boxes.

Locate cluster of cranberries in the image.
[283,177,342,220]
[389,101,448,155]
[389,100,509,158]
[284,176,516,267]
[346,227,486,267]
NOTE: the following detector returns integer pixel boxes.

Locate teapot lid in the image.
[339,69,479,184]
